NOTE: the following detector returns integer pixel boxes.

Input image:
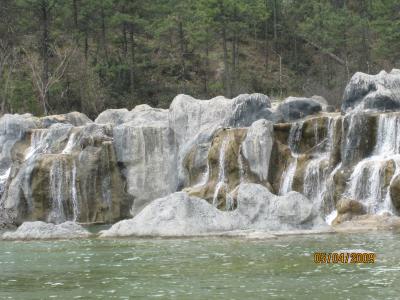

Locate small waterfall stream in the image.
[24,130,49,160]
[48,158,80,224]
[344,114,400,214]
[62,132,78,154]
[303,117,338,207]
[279,121,303,195]
[212,137,228,207]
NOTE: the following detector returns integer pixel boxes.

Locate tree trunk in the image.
[129,27,135,96]
[72,0,78,29]
[84,30,89,61]
[264,0,269,70]
[203,29,210,94]
[178,20,186,80]
[272,0,277,41]
[40,0,50,115]
[219,0,231,97]
[72,0,79,44]
[122,22,128,58]
[100,5,108,61]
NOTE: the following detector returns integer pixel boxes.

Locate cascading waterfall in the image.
[194,161,210,188]
[279,121,303,195]
[303,117,338,207]
[24,129,49,160]
[344,114,400,214]
[279,158,298,195]
[48,158,80,223]
[62,132,78,154]
[212,138,228,207]
[0,168,10,194]
[238,145,245,183]
[71,161,79,221]
[48,159,67,224]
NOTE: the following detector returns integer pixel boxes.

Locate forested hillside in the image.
[0,0,399,117]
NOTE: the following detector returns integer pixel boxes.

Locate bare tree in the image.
[0,41,17,113]
[24,45,75,115]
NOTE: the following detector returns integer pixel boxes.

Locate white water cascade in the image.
[24,129,49,160]
[62,132,78,154]
[303,117,339,207]
[48,158,80,223]
[279,121,303,195]
[345,113,400,214]
[212,137,228,207]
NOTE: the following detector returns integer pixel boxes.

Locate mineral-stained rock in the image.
[336,198,366,215]
[333,214,400,232]
[0,123,132,225]
[277,97,322,122]
[390,174,400,211]
[342,69,400,112]
[242,120,274,183]
[332,198,366,225]
[113,107,177,215]
[1,221,91,240]
[184,127,247,208]
[340,112,377,167]
[40,112,92,127]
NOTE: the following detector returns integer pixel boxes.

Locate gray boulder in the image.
[342,69,400,112]
[100,183,323,237]
[2,221,91,240]
[95,108,129,125]
[278,97,322,122]
[169,93,273,148]
[236,183,320,230]
[100,192,238,237]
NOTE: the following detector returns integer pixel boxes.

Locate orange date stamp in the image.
[314,252,376,264]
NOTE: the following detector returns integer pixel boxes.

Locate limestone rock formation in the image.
[342,69,400,112]
[3,75,400,233]
[113,106,177,215]
[95,108,129,125]
[277,97,322,122]
[0,119,132,226]
[100,183,324,237]
[242,120,274,183]
[1,221,91,240]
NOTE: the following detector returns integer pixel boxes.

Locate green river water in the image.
[1,231,399,299]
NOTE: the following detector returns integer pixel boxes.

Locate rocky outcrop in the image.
[169,93,274,147]
[342,69,400,112]
[40,112,92,127]
[333,214,400,232]
[113,106,177,215]
[95,108,129,125]
[1,221,91,240]
[332,198,366,225]
[277,97,322,122]
[242,120,274,183]
[0,120,132,225]
[3,74,400,234]
[100,183,324,237]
